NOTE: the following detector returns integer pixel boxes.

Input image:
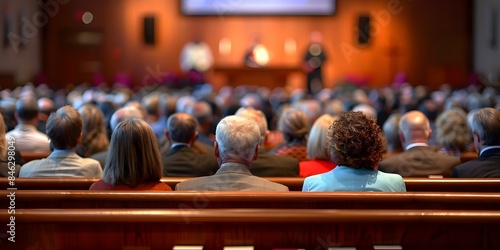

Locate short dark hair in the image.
[166,113,199,143]
[46,106,83,149]
[15,97,38,121]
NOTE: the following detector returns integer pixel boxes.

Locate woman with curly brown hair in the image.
[302,111,406,192]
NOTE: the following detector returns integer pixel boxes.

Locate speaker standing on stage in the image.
[304,31,327,95]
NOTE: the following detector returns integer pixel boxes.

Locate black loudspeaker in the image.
[143,16,155,45]
[358,15,370,44]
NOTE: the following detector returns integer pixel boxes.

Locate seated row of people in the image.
[2,85,500,184]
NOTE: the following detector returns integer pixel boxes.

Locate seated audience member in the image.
[141,92,160,125]
[19,106,102,177]
[453,108,500,177]
[418,99,440,146]
[299,114,337,177]
[270,108,309,161]
[176,115,289,191]
[162,113,218,176]
[0,113,22,177]
[150,93,176,139]
[302,111,405,192]
[236,107,299,177]
[90,119,171,190]
[76,104,109,160]
[295,99,322,126]
[91,106,144,166]
[36,97,55,133]
[352,103,377,120]
[378,111,460,177]
[324,99,346,117]
[382,113,404,158]
[435,108,473,157]
[186,100,216,146]
[6,97,51,152]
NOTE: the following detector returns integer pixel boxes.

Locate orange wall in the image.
[43,0,472,90]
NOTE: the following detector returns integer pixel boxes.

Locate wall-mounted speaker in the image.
[358,15,370,45]
[143,16,155,45]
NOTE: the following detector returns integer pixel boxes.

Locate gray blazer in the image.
[175,162,289,191]
[19,151,102,178]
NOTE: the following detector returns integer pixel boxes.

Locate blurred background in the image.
[0,0,498,91]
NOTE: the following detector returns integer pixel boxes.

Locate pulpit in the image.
[213,65,303,88]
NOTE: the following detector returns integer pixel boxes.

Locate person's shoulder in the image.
[378,170,404,181]
[268,154,299,165]
[303,172,327,184]
[89,180,109,190]
[80,157,101,167]
[176,175,212,190]
[251,176,289,191]
[153,182,173,191]
[18,160,42,177]
[20,159,43,168]
[453,160,479,173]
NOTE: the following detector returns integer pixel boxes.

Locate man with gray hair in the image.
[162,112,218,176]
[236,107,299,177]
[378,110,460,177]
[453,108,500,177]
[176,115,289,191]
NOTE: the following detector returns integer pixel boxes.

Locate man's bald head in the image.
[399,110,431,147]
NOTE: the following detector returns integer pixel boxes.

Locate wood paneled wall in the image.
[43,0,472,91]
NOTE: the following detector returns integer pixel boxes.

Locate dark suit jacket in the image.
[249,148,299,177]
[453,148,500,177]
[378,146,460,177]
[90,150,108,170]
[162,145,218,177]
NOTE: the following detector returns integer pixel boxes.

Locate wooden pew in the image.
[2,190,500,210]
[19,151,50,163]
[2,177,500,192]
[1,208,499,249]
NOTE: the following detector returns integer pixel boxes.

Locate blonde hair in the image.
[307,114,336,160]
[0,113,6,161]
[103,119,162,187]
[278,108,309,143]
[435,108,471,150]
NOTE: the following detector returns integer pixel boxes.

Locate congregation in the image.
[1,81,500,192]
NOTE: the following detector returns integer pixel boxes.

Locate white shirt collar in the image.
[480,146,500,156]
[171,142,190,148]
[405,143,429,151]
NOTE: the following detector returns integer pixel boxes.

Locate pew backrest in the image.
[2,190,500,210]
[2,177,500,192]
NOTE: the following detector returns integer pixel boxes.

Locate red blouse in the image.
[89,180,172,191]
[299,159,336,177]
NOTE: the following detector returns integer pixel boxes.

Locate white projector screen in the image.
[181,0,336,16]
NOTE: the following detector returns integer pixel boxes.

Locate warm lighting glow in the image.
[219,38,231,56]
[284,38,296,55]
[253,44,269,66]
[82,11,94,24]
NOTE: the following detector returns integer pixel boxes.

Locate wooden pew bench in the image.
[19,151,50,164]
[2,177,500,192]
[2,190,500,210]
[0,208,499,249]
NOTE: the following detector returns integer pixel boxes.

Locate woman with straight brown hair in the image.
[90,118,171,190]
